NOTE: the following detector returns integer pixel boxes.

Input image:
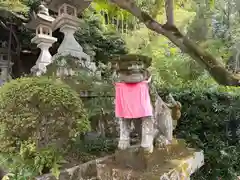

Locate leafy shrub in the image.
[0,76,90,153]
[75,14,127,65]
[0,76,90,178]
[46,57,116,136]
[72,136,117,156]
[169,88,240,180]
[82,138,117,155]
[0,143,63,179]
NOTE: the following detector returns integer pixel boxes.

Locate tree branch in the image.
[109,0,240,86]
[165,0,174,25]
[0,7,28,23]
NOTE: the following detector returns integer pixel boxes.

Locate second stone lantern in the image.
[46,0,96,72]
[26,4,57,76]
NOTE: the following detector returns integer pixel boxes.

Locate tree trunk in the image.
[109,0,240,86]
[165,0,174,25]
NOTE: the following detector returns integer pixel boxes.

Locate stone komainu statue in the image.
[153,91,181,147]
[112,54,182,153]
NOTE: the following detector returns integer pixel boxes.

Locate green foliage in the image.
[75,14,127,65]
[73,136,117,156]
[94,0,193,19]
[0,76,90,178]
[83,138,117,155]
[46,55,114,117]
[0,76,90,152]
[0,0,29,13]
[122,7,208,88]
[63,70,114,117]
[46,56,115,137]
[1,144,63,179]
[170,88,240,179]
[123,26,208,88]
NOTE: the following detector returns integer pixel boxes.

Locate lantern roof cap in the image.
[45,0,92,13]
[26,5,55,30]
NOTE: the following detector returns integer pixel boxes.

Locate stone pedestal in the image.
[31,35,57,76]
[0,48,13,83]
[53,15,83,54]
[36,142,204,180]
[0,62,13,83]
[109,144,204,179]
[58,24,83,54]
[52,14,97,72]
[0,66,8,81]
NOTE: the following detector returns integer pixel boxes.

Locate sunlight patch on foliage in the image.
[0,0,29,13]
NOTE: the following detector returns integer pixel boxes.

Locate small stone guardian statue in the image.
[112,54,182,153]
[112,55,155,153]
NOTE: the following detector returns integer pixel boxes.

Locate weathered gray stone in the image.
[36,156,112,180]
[37,144,204,180]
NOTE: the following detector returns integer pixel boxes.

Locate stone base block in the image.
[36,141,204,180]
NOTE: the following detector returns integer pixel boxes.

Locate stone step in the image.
[36,143,204,180]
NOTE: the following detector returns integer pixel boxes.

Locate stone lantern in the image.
[0,47,13,84]
[46,0,96,71]
[26,4,57,76]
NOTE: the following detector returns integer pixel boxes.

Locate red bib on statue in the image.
[115,81,153,119]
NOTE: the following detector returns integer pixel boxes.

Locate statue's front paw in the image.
[142,145,153,154]
[155,135,171,149]
[118,139,130,150]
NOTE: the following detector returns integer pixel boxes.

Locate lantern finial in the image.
[38,4,49,16]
